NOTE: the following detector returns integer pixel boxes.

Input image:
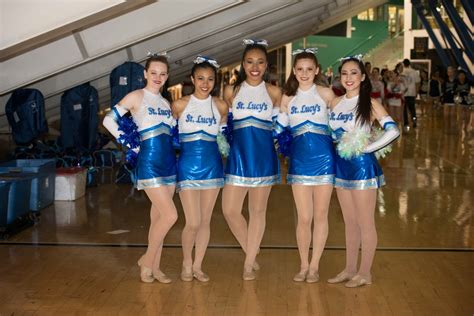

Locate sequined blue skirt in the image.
[136,134,177,190]
[225,124,280,187]
[287,133,335,185]
[334,152,385,190]
[177,140,224,191]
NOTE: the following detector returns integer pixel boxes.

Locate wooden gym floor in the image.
[0,105,473,315]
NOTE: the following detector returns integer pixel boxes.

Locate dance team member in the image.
[386,70,406,124]
[370,67,384,105]
[328,55,400,287]
[172,56,227,282]
[103,53,177,283]
[275,48,335,283]
[222,39,282,281]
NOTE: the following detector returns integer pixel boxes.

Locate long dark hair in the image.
[284,52,328,96]
[191,61,220,96]
[233,44,268,92]
[340,57,372,126]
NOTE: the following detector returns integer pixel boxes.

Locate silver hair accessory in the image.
[147,51,170,59]
[242,38,268,47]
[339,54,364,63]
[292,48,318,55]
[193,55,220,69]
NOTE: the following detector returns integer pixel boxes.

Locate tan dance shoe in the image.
[327,271,355,284]
[181,266,193,282]
[293,270,308,282]
[153,270,172,284]
[305,271,319,283]
[242,266,256,281]
[344,275,372,288]
[192,270,210,282]
[137,257,154,283]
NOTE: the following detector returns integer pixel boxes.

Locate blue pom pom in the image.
[125,149,139,168]
[276,128,292,158]
[171,123,180,149]
[117,116,140,149]
[222,112,234,144]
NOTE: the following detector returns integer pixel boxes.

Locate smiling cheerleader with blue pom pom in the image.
[103,53,177,284]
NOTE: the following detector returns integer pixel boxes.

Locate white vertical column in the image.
[285,43,292,80]
[346,18,352,38]
[404,0,412,59]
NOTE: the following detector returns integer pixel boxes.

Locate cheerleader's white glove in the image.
[274,111,289,135]
[363,116,400,153]
[102,104,129,140]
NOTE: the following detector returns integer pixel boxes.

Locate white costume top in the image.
[132,89,174,132]
[232,81,276,124]
[329,95,370,134]
[287,85,329,127]
[178,95,220,142]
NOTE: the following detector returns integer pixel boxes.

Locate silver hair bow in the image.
[339,54,364,62]
[291,48,318,55]
[242,38,268,47]
[193,55,220,69]
[147,51,170,59]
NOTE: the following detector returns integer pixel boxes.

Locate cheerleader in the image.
[222,39,281,281]
[370,67,384,105]
[172,56,227,282]
[103,54,177,283]
[418,70,429,115]
[327,56,400,287]
[386,70,406,124]
[275,48,336,283]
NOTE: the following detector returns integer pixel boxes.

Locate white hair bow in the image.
[242,39,268,47]
[339,54,364,62]
[291,48,318,55]
[147,51,170,59]
[193,55,220,69]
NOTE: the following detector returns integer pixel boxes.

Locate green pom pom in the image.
[336,129,370,160]
[217,132,230,157]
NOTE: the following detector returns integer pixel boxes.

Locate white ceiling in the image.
[0,0,387,130]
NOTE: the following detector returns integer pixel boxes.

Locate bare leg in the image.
[336,188,359,275]
[179,190,201,270]
[151,185,175,276]
[141,186,178,271]
[244,186,272,269]
[309,185,333,273]
[193,188,220,271]
[351,189,377,279]
[291,185,314,273]
[222,184,249,251]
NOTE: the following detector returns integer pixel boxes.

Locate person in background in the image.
[386,70,406,124]
[401,59,420,130]
[428,70,442,113]
[370,67,385,105]
[418,70,429,116]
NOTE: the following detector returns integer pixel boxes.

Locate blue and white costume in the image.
[105,89,176,190]
[329,95,384,190]
[225,81,280,186]
[177,95,224,191]
[275,85,335,185]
